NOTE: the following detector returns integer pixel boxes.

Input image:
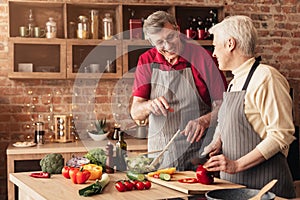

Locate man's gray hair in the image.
[209,15,258,57]
[143,11,178,39]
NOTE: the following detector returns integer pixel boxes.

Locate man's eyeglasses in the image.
[149,31,179,49]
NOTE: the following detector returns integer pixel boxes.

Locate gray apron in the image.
[148,62,211,171]
[218,57,296,198]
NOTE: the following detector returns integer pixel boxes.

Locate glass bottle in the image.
[115,131,127,171]
[102,13,113,40]
[77,15,90,39]
[35,122,45,145]
[46,17,57,38]
[90,9,99,39]
[28,9,35,37]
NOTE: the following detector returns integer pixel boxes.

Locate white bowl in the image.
[88,131,109,141]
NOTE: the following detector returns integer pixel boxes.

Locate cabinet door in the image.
[66,39,122,79]
[122,40,152,78]
[8,38,66,79]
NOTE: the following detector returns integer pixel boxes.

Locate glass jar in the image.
[77,15,90,39]
[102,13,113,40]
[35,122,45,145]
[90,9,99,39]
[45,17,57,38]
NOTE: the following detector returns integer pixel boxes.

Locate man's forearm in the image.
[130,100,152,121]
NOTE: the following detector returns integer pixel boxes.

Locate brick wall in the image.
[0,0,299,199]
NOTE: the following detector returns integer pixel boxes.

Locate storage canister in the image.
[77,15,90,39]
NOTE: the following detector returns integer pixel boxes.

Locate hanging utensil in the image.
[149,129,181,168]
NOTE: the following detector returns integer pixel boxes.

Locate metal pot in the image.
[136,125,148,139]
[205,188,276,200]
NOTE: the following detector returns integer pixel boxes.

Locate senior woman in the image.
[203,15,296,198]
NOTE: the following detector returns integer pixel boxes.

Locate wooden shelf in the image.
[8,0,223,80]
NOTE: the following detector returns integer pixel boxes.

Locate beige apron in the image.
[218,58,296,198]
[148,62,211,171]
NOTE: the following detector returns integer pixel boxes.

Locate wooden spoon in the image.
[248,179,278,200]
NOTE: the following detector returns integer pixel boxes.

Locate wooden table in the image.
[10,172,190,200]
[7,138,147,200]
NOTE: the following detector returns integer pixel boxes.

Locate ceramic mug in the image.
[185,29,197,39]
[19,26,29,37]
[34,27,46,38]
[197,29,206,40]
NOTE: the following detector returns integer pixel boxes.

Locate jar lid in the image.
[78,15,88,20]
[35,121,44,125]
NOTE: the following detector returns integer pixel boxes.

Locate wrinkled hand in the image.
[202,134,222,157]
[203,154,238,174]
[181,117,210,143]
[149,96,171,116]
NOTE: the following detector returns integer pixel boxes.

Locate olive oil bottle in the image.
[116,131,127,171]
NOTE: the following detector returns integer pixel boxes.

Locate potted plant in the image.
[88,118,109,141]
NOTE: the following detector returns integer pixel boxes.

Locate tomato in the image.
[69,167,91,184]
[196,165,214,185]
[62,166,72,179]
[143,181,151,189]
[135,181,145,190]
[124,181,134,191]
[115,181,126,192]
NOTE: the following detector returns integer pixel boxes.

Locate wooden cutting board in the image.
[146,171,245,195]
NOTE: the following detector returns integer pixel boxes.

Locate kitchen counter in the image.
[7,138,147,200]
[9,172,288,200]
[10,172,190,200]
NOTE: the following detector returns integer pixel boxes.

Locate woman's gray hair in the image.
[209,15,257,57]
[143,11,178,39]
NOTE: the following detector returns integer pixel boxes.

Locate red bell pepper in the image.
[178,178,198,184]
[196,165,214,185]
[69,167,91,184]
[29,172,51,178]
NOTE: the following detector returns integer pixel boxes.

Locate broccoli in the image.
[84,148,106,167]
[40,153,64,174]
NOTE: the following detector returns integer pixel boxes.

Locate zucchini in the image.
[126,171,145,181]
[159,173,171,181]
[79,173,110,196]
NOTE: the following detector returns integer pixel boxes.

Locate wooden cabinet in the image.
[8,0,223,80]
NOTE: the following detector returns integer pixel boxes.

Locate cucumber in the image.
[126,171,145,181]
[159,173,171,181]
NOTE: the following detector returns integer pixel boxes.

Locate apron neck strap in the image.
[241,56,261,91]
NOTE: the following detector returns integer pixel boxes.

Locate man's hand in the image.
[149,96,171,116]
[181,115,210,143]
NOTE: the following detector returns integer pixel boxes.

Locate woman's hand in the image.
[182,115,210,143]
[203,154,238,174]
[202,133,222,157]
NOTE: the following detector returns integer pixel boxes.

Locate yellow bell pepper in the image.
[82,164,103,180]
[147,167,176,177]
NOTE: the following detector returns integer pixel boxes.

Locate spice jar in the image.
[102,13,113,40]
[77,15,90,39]
[35,122,45,145]
[45,17,57,38]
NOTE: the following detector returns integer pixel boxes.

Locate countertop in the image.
[6,138,148,155]
[9,172,288,200]
[10,172,190,200]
